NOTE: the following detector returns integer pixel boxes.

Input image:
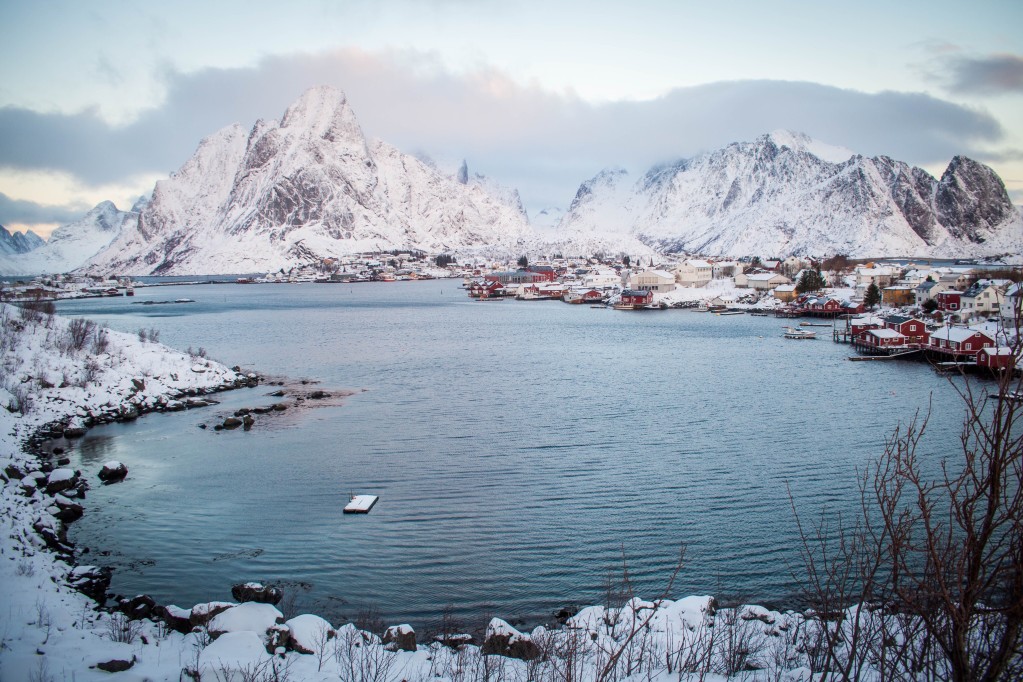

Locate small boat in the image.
[800,322,832,327]
[343,494,379,514]
[783,327,817,340]
[749,311,769,316]
[717,310,744,316]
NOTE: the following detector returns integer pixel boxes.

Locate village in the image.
[2,251,1021,376]
[461,254,1023,376]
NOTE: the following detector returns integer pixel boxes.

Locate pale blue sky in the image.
[1,0,1021,235]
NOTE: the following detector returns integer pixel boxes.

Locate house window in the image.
[965,343,972,350]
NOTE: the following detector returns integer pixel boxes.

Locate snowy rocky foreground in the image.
[0,302,978,681]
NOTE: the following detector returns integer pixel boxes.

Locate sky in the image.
[1,0,1021,239]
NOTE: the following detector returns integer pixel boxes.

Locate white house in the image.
[959,280,1007,322]
[674,259,713,288]
[629,269,677,292]
[1001,283,1022,329]
[738,272,792,291]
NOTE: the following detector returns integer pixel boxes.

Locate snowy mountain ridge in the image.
[81,87,535,275]
[559,131,1021,258]
[3,88,1020,276]
[0,202,134,276]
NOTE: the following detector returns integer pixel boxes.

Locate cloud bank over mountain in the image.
[0,48,1014,224]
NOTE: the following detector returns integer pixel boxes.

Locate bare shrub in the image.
[333,625,399,682]
[91,327,110,354]
[65,317,95,352]
[138,327,161,344]
[793,336,1023,681]
[18,298,54,323]
[104,611,143,644]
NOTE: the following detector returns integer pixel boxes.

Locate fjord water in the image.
[57,280,965,629]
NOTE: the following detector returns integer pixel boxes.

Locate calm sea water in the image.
[56,280,970,631]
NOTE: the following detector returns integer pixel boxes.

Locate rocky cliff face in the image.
[557,131,1022,258]
[83,87,532,275]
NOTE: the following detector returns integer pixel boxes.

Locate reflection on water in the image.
[57,281,973,629]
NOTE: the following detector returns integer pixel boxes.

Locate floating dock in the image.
[343,495,379,514]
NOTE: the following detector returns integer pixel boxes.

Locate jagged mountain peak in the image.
[556,131,1020,258]
[79,89,534,274]
[280,86,363,143]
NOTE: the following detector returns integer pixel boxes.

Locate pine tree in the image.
[864,282,882,308]
[795,269,827,294]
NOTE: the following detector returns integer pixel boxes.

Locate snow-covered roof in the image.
[930,327,995,343]
[747,272,785,281]
[867,328,905,339]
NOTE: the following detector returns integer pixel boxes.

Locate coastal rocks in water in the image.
[271,403,287,412]
[481,618,539,660]
[154,604,193,633]
[45,468,79,494]
[243,415,254,430]
[382,624,417,652]
[308,390,328,400]
[63,424,88,439]
[96,658,135,673]
[118,594,157,621]
[232,582,283,605]
[98,461,128,482]
[554,606,579,623]
[285,614,334,654]
[222,417,243,429]
[68,565,113,603]
[189,601,236,628]
[52,495,84,523]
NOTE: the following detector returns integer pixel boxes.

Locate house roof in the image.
[747,272,786,281]
[867,329,905,339]
[930,327,995,343]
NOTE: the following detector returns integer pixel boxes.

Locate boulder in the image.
[271,403,287,412]
[68,565,113,603]
[242,415,254,430]
[4,464,25,480]
[382,624,417,652]
[207,602,284,638]
[96,658,134,673]
[308,390,328,400]
[222,417,243,430]
[98,462,128,482]
[45,468,79,494]
[154,604,192,633]
[119,594,157,621]
[231,582,283,605]
[285,614,334,654]
[189,601,236,628]
[53,498,84,523]
[481,618,539,660]
[131,378,145,392]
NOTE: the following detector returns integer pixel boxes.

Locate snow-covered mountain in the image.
[0,202,134,276]
[82,87,534,275]
[557,131,1022,258]
[0,225,45,257]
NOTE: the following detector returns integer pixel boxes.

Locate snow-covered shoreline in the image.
[3,302,1000,681]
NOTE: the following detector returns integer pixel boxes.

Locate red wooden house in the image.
[883,315,930,345]
[859,328,908,350]
[927,327,995,357]
[976,346,1015,372]
[934,290,962,312]
[619,290,653,308]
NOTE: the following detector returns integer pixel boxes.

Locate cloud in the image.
[942,53,1023,95]
[0,192,88,226]
[0,49,1012,212]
